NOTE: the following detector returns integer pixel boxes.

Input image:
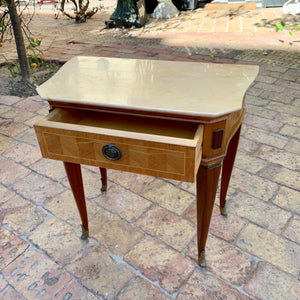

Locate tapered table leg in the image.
[99,167,107,192]
[196,163,222,267]
[64,162,89,240]
[220,125,241,216]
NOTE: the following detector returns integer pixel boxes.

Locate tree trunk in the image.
[106,0,140,28]
[6,0,31,83]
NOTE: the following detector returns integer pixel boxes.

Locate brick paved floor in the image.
[0,1,300,299]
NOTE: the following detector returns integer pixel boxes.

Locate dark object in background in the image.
[145,1,198,13]
[145,0,158,13]
[181,0,198,9]
[106,0,146,28]
[172,0,182,10]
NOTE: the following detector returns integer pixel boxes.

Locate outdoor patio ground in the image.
[0,1,300,299]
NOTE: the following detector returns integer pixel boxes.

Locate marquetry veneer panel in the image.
[34,108,203,182]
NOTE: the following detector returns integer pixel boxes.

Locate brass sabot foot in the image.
[198,250,206,268]
[81,224,89,240]
[220,206,227,216]
[101,178,107,192]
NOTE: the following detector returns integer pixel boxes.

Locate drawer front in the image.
[34,110,203,182]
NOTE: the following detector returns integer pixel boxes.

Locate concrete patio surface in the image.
[0,1,300,299]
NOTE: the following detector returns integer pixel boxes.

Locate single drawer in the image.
[34,108,203,182]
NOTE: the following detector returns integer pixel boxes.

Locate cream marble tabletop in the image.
[37,56,259,117]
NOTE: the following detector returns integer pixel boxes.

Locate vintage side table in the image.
[34,56,259,266]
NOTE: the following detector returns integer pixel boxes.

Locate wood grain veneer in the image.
[35,108,204,182]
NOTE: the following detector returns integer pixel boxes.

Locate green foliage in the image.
[0,18,6,34]
[276,23,284,32]
[47,60,53,74]
[4,33,53,78]
[276,22,300,36]
[28,36,42,48]
[276,22,300,49]
[27,37,53,76]
[9,80,15,93]
[27,36,42,66]
[8,61,21,77]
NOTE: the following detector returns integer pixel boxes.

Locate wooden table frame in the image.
[34,56,258,267]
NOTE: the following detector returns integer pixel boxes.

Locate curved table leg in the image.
[196,162,221,267]
[99,168,107,192]
[64,162,89,240]
[220,125,241,216]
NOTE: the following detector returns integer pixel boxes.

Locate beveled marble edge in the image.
[41,96,241,118]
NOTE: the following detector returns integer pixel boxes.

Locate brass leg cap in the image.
[220,206,227,216]
[81,224,89,240]
[101,184,107,192]
[198,251,206,268]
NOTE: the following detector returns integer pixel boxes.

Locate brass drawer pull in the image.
[102,144,122,161]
